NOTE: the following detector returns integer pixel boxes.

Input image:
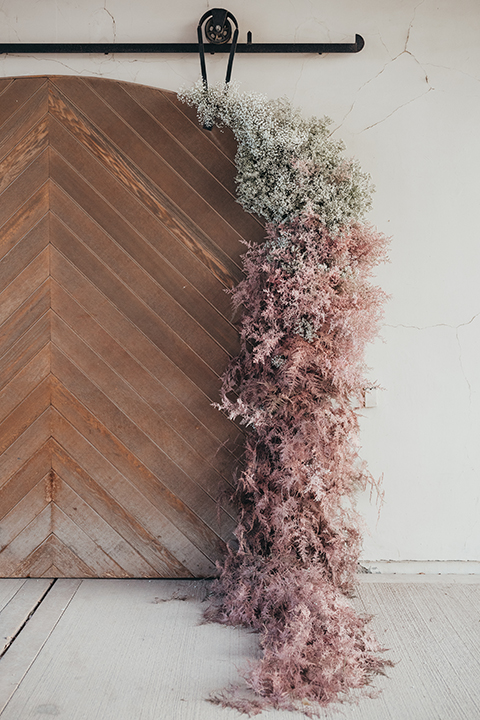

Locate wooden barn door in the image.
[0,76,264,578]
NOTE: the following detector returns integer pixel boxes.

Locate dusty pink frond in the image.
[207,213,391,715]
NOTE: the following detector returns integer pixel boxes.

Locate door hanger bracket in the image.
[197,8,239,88]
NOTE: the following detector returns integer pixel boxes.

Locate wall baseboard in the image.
[359,560,480,575]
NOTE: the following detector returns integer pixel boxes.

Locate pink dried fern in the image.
[179,83,391,715]
[206,214,392,714]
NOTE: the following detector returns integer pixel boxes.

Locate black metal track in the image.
[0,35,364,55]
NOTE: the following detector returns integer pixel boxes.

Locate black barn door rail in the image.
[0,7,364,56]
[0,37,364,55]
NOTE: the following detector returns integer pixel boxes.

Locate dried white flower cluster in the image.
[178,81,374,228]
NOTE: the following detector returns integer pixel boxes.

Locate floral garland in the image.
[179,81,391,715]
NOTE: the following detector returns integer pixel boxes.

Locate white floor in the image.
[1,576,479,719]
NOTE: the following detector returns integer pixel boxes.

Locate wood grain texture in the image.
[0,76,259,578]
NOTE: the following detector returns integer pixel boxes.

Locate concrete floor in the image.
[1,575,479,719]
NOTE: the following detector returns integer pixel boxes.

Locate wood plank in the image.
[0,377,51,456]
[121,81,239,195]
[1,579,480,719]
[40,566,60,577]
[0,580,26,613]
[49,79,249,263]
[15,549,54,579]
[51,422,216,577]
[50,378,228,563]
[0,442,51,517]
[0,505,52,578]
[165,89,240,159]
[83,78,265,242]
[404,583,480,672]
[50,505,128,578]
[53,469,177,578]
[0,77,255,579]
[0,248,49,329]
[0,184,49,262]
[0,214,49,294]
[50,250,244,455]
[51,281,243,472]
[48,197,235,366]
[0,79,14,100]
[0,150,48,230]
[0,579,53,655]
[0,313,50,395]
[16,535,97,579]
[449,582,480,618]
[50,313,237,505]
[0,283,50,362]
[49,133,236,311]
[0,578,82,713]
[356,582,480,719]
[0,83,49,167]
[0,78,47,132]
[0,578,257,720]
[49,220,223,401]
[50,347,236,540]
[0,118,48,195]
[49,111,243,290]
[49,180,240,357]
[0,411,51,490]
[0,480,50,562]
[0,345,50,426]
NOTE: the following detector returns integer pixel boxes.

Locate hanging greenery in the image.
[179,81,392,716]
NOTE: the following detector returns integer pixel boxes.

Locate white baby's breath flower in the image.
[178,81,374,229]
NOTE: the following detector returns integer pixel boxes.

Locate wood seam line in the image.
[48,81,246,280]
[0,579,56,660]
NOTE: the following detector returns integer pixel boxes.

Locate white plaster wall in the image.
[1,0,479,566]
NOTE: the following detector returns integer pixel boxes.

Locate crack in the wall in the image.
[0,7,20,42]
[385,312,480,401]
[291,54,312,103]
[103,1,117,43]
[375,29,392,59]
[359,86,433,132]
[424,62,480,85]
[456,312,480,402]
[164,60,194,83]
[456,328,472,401]
[332,49,432,135]
[385,312,480,332]
[385,322,453,331]
[332,0,431,136]
[404,0,424,51]
[8,53,114,77]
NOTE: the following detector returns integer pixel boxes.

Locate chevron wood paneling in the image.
[0,76,264,578]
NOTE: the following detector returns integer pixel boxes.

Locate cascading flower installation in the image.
[180,81,392,716]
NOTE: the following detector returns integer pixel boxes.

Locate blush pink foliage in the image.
[206,213,392,714]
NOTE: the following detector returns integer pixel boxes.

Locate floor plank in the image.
[0,579,81,714]
[0,578,479,719]
[0,581,26,614]
[0,579,53,655]
[0,579,257,720]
